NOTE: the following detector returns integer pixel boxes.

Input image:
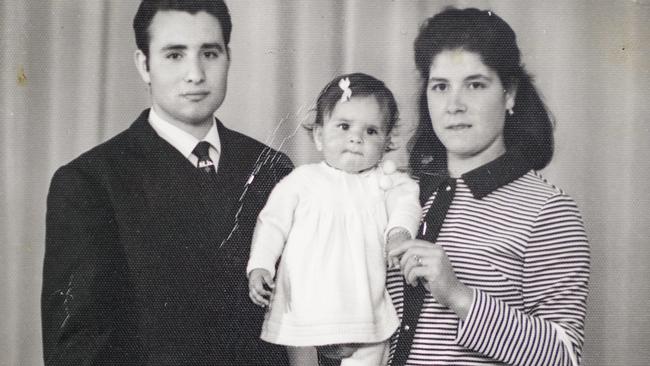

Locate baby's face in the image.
[315,96,389,173]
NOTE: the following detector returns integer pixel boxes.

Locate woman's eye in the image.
[337,123,350,131]
[468,82,486,90]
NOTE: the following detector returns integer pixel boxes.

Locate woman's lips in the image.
[447,123,472,130]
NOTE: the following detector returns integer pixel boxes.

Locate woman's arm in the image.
[389,193,589,366]
[455,193,589,366]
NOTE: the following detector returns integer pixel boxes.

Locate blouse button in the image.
[445,185,451,191]
[404,325,410,331]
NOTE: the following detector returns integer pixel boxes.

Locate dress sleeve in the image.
[246,172,300,278]
[455,193,590,366]
[42,165,130,365]
[384,172,422,240]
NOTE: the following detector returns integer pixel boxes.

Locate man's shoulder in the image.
[220,124,293,169]
[221,124,282,156]
[56,111,149,175]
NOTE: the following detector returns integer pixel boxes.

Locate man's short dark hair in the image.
[133,0,232,58]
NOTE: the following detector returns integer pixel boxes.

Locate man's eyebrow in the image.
[159,43,225,52]
[201,43,225,52]
[160,44,187,52]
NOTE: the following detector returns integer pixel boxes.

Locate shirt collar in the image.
[419,149,531,199]
[147,108,221,159]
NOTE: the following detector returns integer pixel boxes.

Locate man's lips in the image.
[181,91,210,101]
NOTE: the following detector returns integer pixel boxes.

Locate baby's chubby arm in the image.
[246,171,300,307]
[380,160,422,267]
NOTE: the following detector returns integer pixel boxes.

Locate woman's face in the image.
[427,49,515,168]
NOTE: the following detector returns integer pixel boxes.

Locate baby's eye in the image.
[366,128,378,135]
[337,123,350,131]
[430,83,448,92]
[468,81,487,90]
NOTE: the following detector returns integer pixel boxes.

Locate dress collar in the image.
[419,150,531,199]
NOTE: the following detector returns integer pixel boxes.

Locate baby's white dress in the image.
[247,162,421,346]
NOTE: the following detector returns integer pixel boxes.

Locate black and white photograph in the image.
[1,0,649,365]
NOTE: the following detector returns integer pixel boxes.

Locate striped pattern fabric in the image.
[387,170,590,365]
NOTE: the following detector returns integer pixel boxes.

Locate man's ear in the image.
[134,49,151,84]
[313,125,324,151]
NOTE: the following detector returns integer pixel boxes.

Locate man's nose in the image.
[184,57,206,84]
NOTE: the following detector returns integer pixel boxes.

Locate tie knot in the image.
[193,141,212,160]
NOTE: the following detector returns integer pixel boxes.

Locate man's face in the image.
[135,10,230,129]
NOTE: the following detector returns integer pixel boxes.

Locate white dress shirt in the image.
[148,108,221,171]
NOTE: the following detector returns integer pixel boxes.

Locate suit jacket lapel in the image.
[125,112,254,250]
[212,120,251,238]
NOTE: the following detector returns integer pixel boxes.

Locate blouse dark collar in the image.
[419,150,531,200]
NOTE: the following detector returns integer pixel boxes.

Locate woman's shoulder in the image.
[493,171,587,234]
[511,170,580,205]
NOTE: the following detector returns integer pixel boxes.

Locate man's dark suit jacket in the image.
[42,110,293,365]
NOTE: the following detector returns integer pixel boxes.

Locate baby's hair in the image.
[305,73,399,138]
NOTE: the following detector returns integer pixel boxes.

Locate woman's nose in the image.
[446,90,467,113]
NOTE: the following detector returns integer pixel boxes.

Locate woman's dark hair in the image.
[133,0,232,60]
[410,7,554,175]
[306,72,400,137]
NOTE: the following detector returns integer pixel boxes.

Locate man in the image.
[41,1,292,364]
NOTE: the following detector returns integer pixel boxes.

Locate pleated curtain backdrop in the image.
[2,1,650,365]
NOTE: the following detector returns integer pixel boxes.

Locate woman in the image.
[386,7,590,366]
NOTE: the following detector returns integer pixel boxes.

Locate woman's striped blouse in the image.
[387,154,590,366]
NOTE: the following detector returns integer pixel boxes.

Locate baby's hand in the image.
[386,227,412,269]
[248,268,275,307]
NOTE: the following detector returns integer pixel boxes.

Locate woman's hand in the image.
[248,268,275,307]
[388,239,474,320]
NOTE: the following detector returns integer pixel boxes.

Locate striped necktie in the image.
[192,141,215,175]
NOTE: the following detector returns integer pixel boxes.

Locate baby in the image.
[247,73,421,365]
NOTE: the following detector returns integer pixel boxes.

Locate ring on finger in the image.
[413,255,423,266]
